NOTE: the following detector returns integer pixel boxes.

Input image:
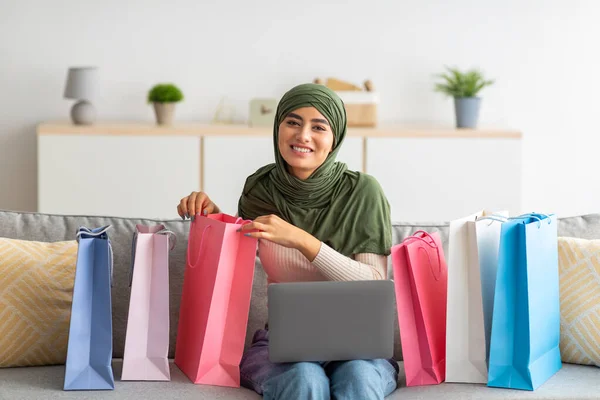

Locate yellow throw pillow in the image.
[0,238,77,367]
[558,236,600,367]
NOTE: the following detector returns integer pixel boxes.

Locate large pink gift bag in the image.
[121,224,176,381]
[175,213,258,387]
[392,230,448,386]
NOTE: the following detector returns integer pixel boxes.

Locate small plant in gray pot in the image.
[434,66,494,128]
[148,83,184,125]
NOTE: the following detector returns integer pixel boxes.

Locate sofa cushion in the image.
[0,237,77,367]
[556,213,600,239]
[558,236,600,367]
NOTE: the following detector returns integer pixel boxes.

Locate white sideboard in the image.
[37,122,522,222]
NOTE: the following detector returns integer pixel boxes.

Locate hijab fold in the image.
[238,83,391,257]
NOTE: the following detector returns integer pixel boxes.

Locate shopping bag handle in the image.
[509,213,552,228]
[187,224,211,269]
[409,230,437,242]
[186,217,251,269]
[76,225,111,240]
[129,227,177,287]
[402,231,442,281]
[476,214,508,226]
[76,225,114,286]
[235,217,255,227]
[156,228,177,250]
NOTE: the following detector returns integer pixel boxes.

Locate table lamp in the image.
[64,67,98,125]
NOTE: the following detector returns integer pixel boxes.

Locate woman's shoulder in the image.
[343,172,390,211]
[345,171,386,197]
[357,172,384,188]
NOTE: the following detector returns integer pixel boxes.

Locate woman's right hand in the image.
[177,191,220,220]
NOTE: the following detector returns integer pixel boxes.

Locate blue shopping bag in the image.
[487,213,561,391]
[63,226,115,390]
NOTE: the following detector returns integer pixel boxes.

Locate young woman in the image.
[177,83,398,400]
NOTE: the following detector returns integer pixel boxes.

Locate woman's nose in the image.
[297,125,311,142]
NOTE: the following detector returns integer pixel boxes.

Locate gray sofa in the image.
[1,209,599,400]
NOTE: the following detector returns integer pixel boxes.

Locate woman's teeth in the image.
[292,146,312,153]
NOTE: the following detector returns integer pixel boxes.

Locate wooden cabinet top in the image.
[37,121,522,139]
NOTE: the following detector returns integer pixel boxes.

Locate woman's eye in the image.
[287,120,299,126]
[313,125,326,131]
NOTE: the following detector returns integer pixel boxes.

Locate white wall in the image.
[1,0,599,218]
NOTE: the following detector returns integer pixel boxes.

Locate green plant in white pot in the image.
[434,66,494,128]
[148,83,184,125]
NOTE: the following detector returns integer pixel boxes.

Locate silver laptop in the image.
[267,280,395,363]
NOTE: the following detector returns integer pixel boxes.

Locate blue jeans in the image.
[240,329,399,400]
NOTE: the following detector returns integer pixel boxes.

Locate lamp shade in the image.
[64,67,98,100]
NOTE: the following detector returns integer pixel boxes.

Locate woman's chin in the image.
[284,162,315,177]
[283,155,310,167]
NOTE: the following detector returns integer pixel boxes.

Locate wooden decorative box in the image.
[336,91,379,127]
[314,77,379,127]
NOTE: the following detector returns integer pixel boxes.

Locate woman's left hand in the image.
[238,214,306,249]
[239,214,322,261]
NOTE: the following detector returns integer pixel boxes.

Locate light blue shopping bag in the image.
[63,226,115,390]
[487,213,561,391]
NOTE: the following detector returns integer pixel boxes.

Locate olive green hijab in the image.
[238,83,391,256]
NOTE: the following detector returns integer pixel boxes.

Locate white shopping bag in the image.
[445,210,507,383]
[473,213,507,368]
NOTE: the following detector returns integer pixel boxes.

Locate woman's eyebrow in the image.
[286,112,330,126]
[286,112,303,121]
[311,118,330,126]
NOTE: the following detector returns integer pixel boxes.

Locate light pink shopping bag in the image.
[175,213,258,387]
[392,230,448,386]
[121,224,175,381]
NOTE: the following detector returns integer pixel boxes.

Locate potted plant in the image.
[147,83,184,125]
[434,66,494,128]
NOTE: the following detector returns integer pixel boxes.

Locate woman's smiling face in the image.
[277,106,335,180]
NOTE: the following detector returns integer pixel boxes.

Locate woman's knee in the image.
[330,359,398,399]
[263,362,329,400]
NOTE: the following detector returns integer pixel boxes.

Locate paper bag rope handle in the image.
[129,227,177,287]
[186,217,253,269]
[187,225,211,269]
[476,214,509,226]
[76,225,114,286]
[156,228,177,250]
[509,213,552,228]
[402,230,442,281]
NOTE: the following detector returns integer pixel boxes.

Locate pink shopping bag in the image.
[392,230,448,386]
[121,224,176,381]
[175,213,258,387]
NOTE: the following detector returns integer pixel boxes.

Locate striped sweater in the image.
[258,239,388,284]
